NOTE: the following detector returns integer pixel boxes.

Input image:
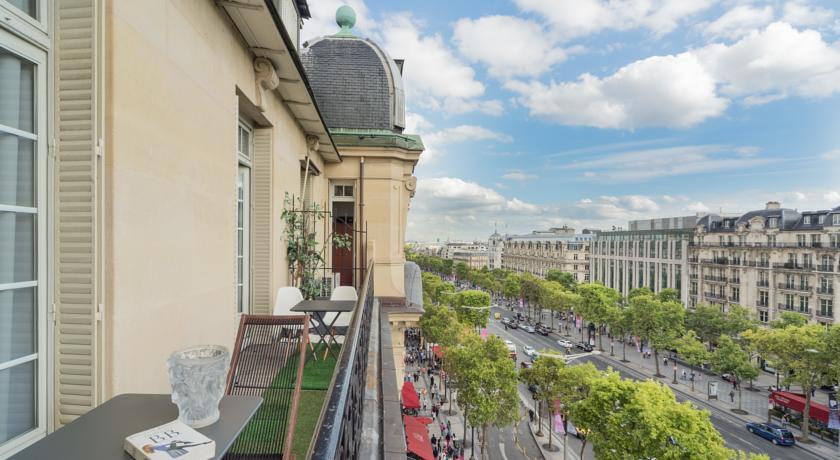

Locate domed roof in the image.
[301,6,405,132]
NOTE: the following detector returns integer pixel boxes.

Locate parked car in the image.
[576,341,594,352]
[501,317,511,325]
[522,324,536,333]
[746,422,796,446]
[523,345,537,358]
[535,325,550,336]
[508,321,518,330]
[557,339,574,349]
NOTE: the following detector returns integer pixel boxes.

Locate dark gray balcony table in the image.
[291,299,356,360]
[11,393,262,460]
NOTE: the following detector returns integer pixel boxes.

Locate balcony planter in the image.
[167,345,230,428]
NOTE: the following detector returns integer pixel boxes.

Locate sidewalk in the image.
[519,391,582,460]
[549,323,839,459]
[404,360,479,459]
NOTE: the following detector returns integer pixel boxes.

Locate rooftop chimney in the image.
[766,201,781,210]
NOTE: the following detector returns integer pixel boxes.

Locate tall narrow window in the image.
[236,120,252,314]
[0,35,46,454]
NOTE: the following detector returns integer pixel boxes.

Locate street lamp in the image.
[673,364,678,384]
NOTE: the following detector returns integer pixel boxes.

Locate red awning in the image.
[432,345,442,359]
[404,416,434,460]
[770,391,829,423]
[414,416,434,425]
[402,381,420,410]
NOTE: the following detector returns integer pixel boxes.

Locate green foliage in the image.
[545,269,578,291]
[744,324,838,441]
[675,331,709,369]
[722,305,756,337]
[503,274,521,300]
[627,287,653,301]
[453,290,491,329]
[626,294,685,375]
[570,371,729,460]
[711,335,759,412]
[281,193,351,299]
[577,283,621,350]
[770,311,807,329]
[419,304,462,347]
[449,335,519,455]
[454,261,470,280]
[685,304,726,347]
[656,288,680,303]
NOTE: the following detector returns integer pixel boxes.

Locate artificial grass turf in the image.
[230,343,340,456]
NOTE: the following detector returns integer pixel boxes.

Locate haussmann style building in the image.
[502,226,593,282]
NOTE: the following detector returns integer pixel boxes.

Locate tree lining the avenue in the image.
[410,250,840,455]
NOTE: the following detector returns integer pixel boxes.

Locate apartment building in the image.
[451,249,489,269]
[0,1,423,455]
[691,202,839,326]
[590,216,696,305]
[502,227,592,282]
[442,241,487,260]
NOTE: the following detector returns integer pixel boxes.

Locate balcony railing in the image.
[729,278,741,284]
[744,260,770,268]
[729,296,740,302]
[817,310,834,319]
[693,241,832,249]
[311,265,377,459]
[704,292,726,300]
[757,280,770,287]
[817,287,835,295]
[756,301,769,308]
[777,283,812,293]
[817,265,835,272]
[772,262,816,271]
[778,303,810,315]
[705,276,727,283]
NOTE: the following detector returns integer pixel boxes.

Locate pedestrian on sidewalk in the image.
[781,413,790,428]
[681,369,687,380]
[729,389,735,403]
[431,434,437,447]
[431,375,435,388]
[447,420,451,432]
[663,356,668,367]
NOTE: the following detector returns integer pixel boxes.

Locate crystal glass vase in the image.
[167,345,230,428]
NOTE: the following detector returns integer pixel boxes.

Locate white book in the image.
[124,420,215,460]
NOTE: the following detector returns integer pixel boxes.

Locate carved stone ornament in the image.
[306,135,320,154]
[253,56,279,112]
[405,176,417,197]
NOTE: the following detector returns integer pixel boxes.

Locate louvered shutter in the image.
[250,129,272,314]
[54,0,102,427]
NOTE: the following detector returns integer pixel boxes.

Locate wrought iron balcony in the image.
[744,260,770,268]
[817,287,835,295]
[777,283,812,293]
[757,280,770,287]
[817,265,835,272]
[772,262,816,271]
[705,276,727,283]
[728,278,741,284]
[777,303,810,315]
[704,292,726,300]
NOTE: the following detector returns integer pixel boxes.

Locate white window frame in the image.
[235,119,252,315]
[0,27,49,457]
[330,180,355,203]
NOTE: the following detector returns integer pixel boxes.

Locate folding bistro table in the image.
[11,394,262,460]
[291,299,356,360]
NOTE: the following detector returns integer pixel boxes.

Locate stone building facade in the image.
[502,227,592,282]
[691,202,839,326]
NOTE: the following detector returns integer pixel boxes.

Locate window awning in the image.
[771,391,829,423]
[402,381,420,410]
[404,415,434,460]
[432,345,442,359]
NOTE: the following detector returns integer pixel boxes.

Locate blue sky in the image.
[301,0,840,241]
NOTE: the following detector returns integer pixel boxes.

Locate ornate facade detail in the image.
[253,56,279,112]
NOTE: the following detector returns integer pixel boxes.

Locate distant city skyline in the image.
[302,1,840,240]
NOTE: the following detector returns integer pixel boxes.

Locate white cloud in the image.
[453,16,568,78]
[564,144,774,181]
[501,170,538,183]
[508,21,840,129]
[822,149,840,160]
[404,111,432,132]
[377,13,501,116]
[698,22,840,99]
[419,125,513,163]
[564,195,661,222]
[686,201,710,213]
[506,52,728,129]
[825,191,840,202]
[782,0,835,28]
[700,5,774,40]
[513,0,717,39]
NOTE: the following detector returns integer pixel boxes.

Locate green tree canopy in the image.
[453,290,491,330]
[626,294,685,376]
[685,304,726,348]
[711,335,759,413]
[656,288,680,303]
[545,269,578,291]
[577,283,621,351]
[770,311,807,329]
[674,331,710,391]
[744,324,837,441]
[419,304,463,347]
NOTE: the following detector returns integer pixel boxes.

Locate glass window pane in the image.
[5,0,37,19]
[0,133,35,207]
[0,211,35,284]
[0,49,35,133]
[0,360,36,444]
[0,286,35,363]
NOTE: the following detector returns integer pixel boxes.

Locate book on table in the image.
[124,420,215,460]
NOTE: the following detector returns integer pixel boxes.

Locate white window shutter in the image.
[251,129,272,314]
[54,0,102,427]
